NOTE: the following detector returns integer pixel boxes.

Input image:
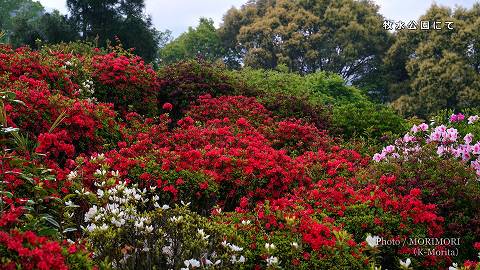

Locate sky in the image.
[38,0,478,37]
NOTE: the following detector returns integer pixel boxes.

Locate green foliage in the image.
[229,68,406,142]
[159,18,224,66]
[10,10,79,49]
[66,0,163,62]
[385,4,480,117]
[332,101,408,142]
[219,0,391,84]
[0,0,44,43]
[231,68,367,105]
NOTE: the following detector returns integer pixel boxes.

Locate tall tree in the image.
[218,0,391,83]
[385,4,480,117]
[0,0,44,43]
[158,18,224,65]
[10,10,79,48]
[66,0,162,62]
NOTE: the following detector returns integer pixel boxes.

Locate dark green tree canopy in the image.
[0,0,44,43]
[385,4,480,117]
[0,0,79,48]
[218,0,391,83]
[66,0,162,62]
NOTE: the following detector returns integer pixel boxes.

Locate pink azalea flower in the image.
[450,114,458,123]
[464,133,474,145]
[472,142,480,155]
[411,125,419,133]
[429,131,441,142]
[444,128,458,142]
[373,153,385,162]
[435,125,447,134]
[437,145,445,156]
[403,134,415,143]
[418,123,429,131]
[468,115,479,124]
[384,145,395,154]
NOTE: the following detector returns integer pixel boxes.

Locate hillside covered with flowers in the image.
[0,43,479,270]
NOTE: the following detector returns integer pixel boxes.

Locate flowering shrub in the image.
[370,113,480,263]
[0,45,79,96]
[76,181,245,269]
[0,230,94,270]
[2,43,479,269]
[2,73,121,162]
[90,50,160,116]
[0,151,95,269]
[158,59,249,121]
[373,114,480,177]
[213,173,445,269]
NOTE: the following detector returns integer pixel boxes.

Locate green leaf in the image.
[38,227,59,237]
[63,227,78,233]
[42,214,60,228]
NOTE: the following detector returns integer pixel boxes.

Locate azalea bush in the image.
[1,43,479,270]
[368,112,480,263]
[74,181,244,270]
[90,48,160,116]
[0,128,95,269]
[158,59,249,121]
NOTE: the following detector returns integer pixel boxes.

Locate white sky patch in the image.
[374,0,476,22]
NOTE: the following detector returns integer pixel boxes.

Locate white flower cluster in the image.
[365,234,381,248]
[82,180,246,269]
[266,256,279,266]
[83,181,166,233]
[176,239,246,269]
[79,79,95,96]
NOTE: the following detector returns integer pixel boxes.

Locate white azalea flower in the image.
[265,243,276,251]
[366,235,381,248]
[184,259,200,268]
[266,256,279,266]
[449,262,458,270]
[86,224,97,232]
[67,171,78,181]
[65,200,79,208]
[84,205,98,222]
[241,220,251,225]
[197,229,210,240]
[169,216,183,222]
[399,258,411,268]
[95,169,107,176]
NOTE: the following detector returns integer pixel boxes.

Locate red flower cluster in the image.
[0,45,78,96]
[0,230,88,270]
[3,72,120,163]
[91,52,160,115]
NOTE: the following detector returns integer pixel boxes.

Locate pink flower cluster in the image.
[374,114,480,177]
